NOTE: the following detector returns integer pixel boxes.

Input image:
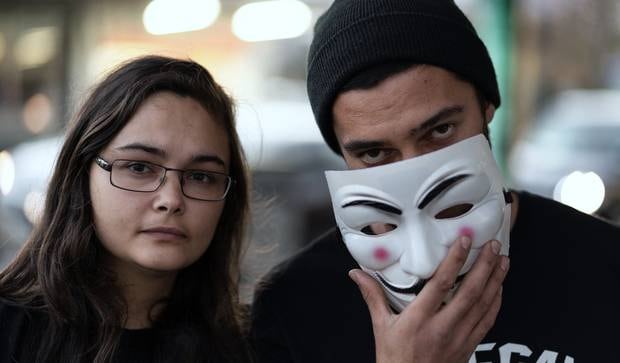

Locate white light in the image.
[23,190,45,225]
[232,0,312,42]
[143,0,221,35]
[14,27,59,69]
[22,93,54,134]
[0,150,15,196]
[553,171,605,214]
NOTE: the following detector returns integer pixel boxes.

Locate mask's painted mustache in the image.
[376,273,466,296]
[376,274,427,295]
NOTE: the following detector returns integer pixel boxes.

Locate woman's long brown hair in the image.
[0,55,252,362]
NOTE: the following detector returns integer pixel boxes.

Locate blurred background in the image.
[0,0,618,299]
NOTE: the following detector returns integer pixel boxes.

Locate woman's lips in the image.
[141,226,187,240]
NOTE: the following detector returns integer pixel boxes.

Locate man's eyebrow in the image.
[340,105,464,154]
[342,200,402,215]
[410,105,464,136]
[115,142,226,167]
[341,140,386,154]
[418,174,470,209]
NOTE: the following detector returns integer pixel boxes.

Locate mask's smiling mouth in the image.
[375,272,466,296]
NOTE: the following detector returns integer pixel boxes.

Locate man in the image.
[251,1,620,362]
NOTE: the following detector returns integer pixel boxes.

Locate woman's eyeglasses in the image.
[94,156,233,201]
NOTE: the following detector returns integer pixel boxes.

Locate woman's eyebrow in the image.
[418,174,470,209]
[342,200,402,215]
[192,154,226,168]
[114,143,226,167]
[116,142,164,156]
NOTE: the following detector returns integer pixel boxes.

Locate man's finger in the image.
[451,254,509,340]
[349,269,392,328]
[411,235,471,315]
[443,240,502,322]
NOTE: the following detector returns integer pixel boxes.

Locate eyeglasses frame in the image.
[94,156,234,201]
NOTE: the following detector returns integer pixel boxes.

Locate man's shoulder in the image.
[507,190,620,297]
[483,192,620,362]
[250,228,374,363]
[514,190,619,238]
[255,227,356,289]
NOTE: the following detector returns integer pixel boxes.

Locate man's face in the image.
[325,135,511,311]
[329,65,506,310]
[333,64,494,168]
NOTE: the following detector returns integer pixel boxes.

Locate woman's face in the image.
[89,91,230,277]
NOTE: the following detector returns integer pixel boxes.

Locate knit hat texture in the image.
[307,0,500,154]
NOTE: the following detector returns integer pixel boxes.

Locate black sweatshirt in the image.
[251,192,620,363]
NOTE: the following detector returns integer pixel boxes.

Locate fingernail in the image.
[459,226,474,239]
[348,269,360,284]
[460,235,471,250]
[500,256,510,271]
[491,240,501,255]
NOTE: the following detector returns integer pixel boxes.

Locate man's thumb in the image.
[349,269,391,325]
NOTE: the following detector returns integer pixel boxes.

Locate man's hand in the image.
[349,236,510,363]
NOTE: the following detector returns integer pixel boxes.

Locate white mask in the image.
[325,134,511,311]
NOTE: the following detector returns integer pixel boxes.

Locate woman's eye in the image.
[359,149,390,165]
[127,162,153,174]
[430,123,455,139]
[188,172,212,183]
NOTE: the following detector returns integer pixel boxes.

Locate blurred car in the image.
[508,89,620,221]
[0,135,62,266]
[0,135,62,256]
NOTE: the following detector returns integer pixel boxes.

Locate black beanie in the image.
[307,0,500,154]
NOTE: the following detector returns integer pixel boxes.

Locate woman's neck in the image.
[110,261,177,329]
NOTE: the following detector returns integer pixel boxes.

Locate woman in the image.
[0,55,252,362]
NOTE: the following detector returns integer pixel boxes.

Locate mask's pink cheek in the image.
[459,226,474,239]
[373,247,389,261]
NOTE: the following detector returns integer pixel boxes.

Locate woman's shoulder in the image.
[0,297,41,360]
[0,297,45,333]
[0,297,29,322]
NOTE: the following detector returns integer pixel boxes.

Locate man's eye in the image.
[359,149,389,165]
[430,123,455,139]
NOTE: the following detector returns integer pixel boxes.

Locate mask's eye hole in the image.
[435,203,474,219]
[360,223,397,235]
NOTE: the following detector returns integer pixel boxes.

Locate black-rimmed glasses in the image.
[94,156,233,201]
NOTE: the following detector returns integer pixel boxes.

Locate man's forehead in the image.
[333,66,475,125]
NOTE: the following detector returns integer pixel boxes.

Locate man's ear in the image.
[484,103,496,124]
